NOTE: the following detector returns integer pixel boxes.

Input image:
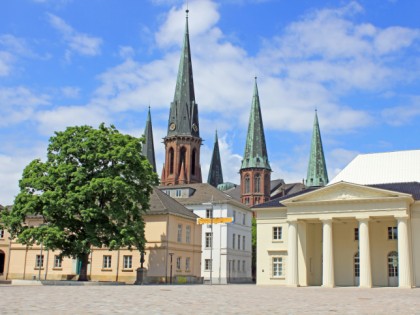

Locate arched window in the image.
[264,174,270,193]
[244,175,250,193]
[169,148,174,174]
[191,148,196,175]
[388,251,398,277]
[179,147,187,174]
[254,173,260,193]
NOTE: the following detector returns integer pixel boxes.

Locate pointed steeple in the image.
[142,107,157,173]
[207,130,224,187]
[240,77,271,171]
[167,9,199,137]
[306,110,329,187]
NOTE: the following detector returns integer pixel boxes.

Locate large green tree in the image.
[1,124,158,281]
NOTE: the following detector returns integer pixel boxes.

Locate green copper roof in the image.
[167,10,200,138]
[207,130,224,187]
[306,110,328,187]
[240,78,271,171]
[142,107,157,173]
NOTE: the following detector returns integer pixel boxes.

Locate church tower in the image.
[207,130,224,188]
[161,10,202,185]
[142,107,156,173]
[240,78,271,206]
[306,110,329,187]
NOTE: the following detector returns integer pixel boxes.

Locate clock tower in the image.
[161,10,202,186]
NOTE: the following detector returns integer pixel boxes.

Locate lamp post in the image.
[169,252,174,284]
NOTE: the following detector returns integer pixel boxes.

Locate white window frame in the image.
[186,257,190,271]
[123,255,132,269]
[103,255,112,269]
[272,257,283,277]
[205,232,212,248]
[176,257,181,270]
[177,224,183,243]
[242,235,245,251]
[54,255,62,268]
[232,234,236,249]
[205,259,212,271]
[35,254,44,268]
[273,226,282,240]
[242,260,245,272]
[238,234,241,249]
[388,226,398,240]
[186,225,191,244]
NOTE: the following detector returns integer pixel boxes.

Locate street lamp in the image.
[169,252,174,284]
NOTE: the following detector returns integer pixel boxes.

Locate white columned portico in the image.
[321,219,334,287]
[287,220,298,286]
[396,216,412,288]
[358,217,372,288]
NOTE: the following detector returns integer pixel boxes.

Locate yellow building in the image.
[0,188,202,284]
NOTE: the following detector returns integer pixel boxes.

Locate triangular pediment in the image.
[282,181,410,204]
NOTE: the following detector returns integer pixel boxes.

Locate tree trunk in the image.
[78,253,90,281]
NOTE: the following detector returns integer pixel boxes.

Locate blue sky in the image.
[1,0,420,205]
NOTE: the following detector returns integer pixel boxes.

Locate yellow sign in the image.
[197,217,234,225]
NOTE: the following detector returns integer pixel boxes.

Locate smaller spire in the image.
[142,107,157,173]
[306,110,329,187]
[207,130,224,188]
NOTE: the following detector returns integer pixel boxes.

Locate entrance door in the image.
[388,251,398,287]
[0,250,5,275]
[354,252,359,286]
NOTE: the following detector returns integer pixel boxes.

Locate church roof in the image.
[207,131,224,188]
[142,107,156,173]
[166,10,200,138]
[240,78,271,171]
[253,186,320,208]
[329,150,420,185]
[306,110,328,187]
[147,187,198,220]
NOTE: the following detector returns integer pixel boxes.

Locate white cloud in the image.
[0,87,50,126]
[381,96,420,126]
[47,13,102,58]
[0,51,13,76]
[60,86,80,98]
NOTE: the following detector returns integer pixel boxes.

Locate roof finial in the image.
[186,0,189,16]
[254,75,257,82]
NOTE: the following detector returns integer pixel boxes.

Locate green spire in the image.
[167,9,200,138]
[306,110,328,187]
[240,78,271,171]
[207,130,224,187]
[142,107,156,173]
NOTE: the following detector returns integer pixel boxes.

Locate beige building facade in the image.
[255,181,420,288]
[0,188,202,284]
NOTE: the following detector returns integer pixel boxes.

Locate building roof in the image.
[240,78,271,171]
[142,107,156,173]
[253,186,320,208]
[306,110,328,187]
[329,150,420,185]
[147,187,198,220]
[207,130,224,188]
[166,10,199,138]
[158,183,251,210]
[253,182,420,209]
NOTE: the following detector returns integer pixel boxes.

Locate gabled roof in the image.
[329,150,420,185]
[147,187,198,220]
[142,107,156,173]
[253,182,420,209]
[158,183,251,210]
[306,110,328,187]
[240,78,271,171]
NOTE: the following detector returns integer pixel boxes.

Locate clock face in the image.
[192,124,198,132]
[169,123,176,131]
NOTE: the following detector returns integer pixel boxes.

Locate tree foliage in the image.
[1,124,159,280]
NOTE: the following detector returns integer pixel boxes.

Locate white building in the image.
[160,183,253,284]
[254,150,420,288]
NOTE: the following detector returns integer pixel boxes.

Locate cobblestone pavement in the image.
[1,284,420,314]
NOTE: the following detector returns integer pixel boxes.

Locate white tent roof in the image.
[329,150,420,185]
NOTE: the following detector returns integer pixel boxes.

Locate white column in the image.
[287,220,298,286]
[358,218,372,288]
[397,216,412,288]
[322,219,334,287]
